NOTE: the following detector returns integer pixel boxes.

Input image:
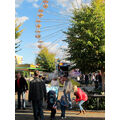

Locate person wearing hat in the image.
[73,86,88,114]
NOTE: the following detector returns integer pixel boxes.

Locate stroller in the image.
[46,86,59,120]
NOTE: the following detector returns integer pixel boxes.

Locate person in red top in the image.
[73,86,88,114]
[15,72,28,109]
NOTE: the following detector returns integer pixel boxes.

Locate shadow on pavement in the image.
[15,109,105,120]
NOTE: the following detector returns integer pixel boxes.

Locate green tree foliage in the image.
[36,47,56,72]
[15,20,24,53]
[64,0,105,73]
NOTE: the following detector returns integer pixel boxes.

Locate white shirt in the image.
[51,80,59,87]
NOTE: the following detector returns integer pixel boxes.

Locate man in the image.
[96,71,102,91]
[62,74,73,109]
[29,70,46,120]
[15,72,28,109]
[85,74,89,86]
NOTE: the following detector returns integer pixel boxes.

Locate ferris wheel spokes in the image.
[35,0,49,49]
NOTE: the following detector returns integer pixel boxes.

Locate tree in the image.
[64,0,105,90]
[36,47,56,72]
[15,20,24,53]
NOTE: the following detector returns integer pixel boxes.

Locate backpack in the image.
[47,90,56,109]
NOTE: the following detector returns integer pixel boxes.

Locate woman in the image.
[73,86,88,114]
[51,75,59,87]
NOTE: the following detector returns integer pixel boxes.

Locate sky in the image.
[15,0,91,64]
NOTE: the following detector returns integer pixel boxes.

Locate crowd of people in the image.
[77,71,103,91]
[15,71,88,120]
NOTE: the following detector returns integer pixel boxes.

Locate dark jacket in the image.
[47,90,57,109]
[15,77,28,93]
[96,74,102,83]
[28,77,46,102]
[85,75,89,81]
[60,96,67,106]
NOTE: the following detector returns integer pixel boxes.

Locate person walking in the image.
[62,74,73,109]
[73,86,88,114]
[15,72,28,109]
[29,70,47,120]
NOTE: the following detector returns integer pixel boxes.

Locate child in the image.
[47,90,57,120]
[60,95,67,119]
[73,86,88,114]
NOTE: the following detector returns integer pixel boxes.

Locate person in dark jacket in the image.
[29,70,46,120]
[96,71,102,91]
[15,72,28,109]
[60,95,67,119]
[85,74,89,86]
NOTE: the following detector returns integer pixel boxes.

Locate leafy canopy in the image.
[36,47,56,72]
[15,19,24,53]
[64,0,105,73]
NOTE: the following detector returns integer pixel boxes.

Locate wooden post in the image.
[97,98,100,110]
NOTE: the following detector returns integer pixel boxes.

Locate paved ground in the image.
[15,85,104,120]
[15,109,105,120]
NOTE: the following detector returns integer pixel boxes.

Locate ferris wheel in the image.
[34,0,82,59]
[35,0,49,49]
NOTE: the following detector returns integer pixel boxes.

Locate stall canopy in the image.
[15,64,42,71]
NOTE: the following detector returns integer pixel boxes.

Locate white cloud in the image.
[39,42,59,54]
[30,41,68,59]
[15,39,21,44]
[42,42,68,59]
[56,0,91,15]
[27,0,40,8]
[15,0,39,9]
[55,0,82,15]
[16,16,29,25]
[15,0,24,8]
[33,3,40,8]
[27,0,34,2]
[27,0,38,2]
[15,10,18,15]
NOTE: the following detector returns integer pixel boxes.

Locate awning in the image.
[15,67,44,71]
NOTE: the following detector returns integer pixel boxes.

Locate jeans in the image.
[98,83,102,91]
[63,91,72,107]
[78,100,85,111]
[32,100,44,120]
[94,81,98,89]
[61,105,66,117]
[85,80,89,86]
[17,91,26,109]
